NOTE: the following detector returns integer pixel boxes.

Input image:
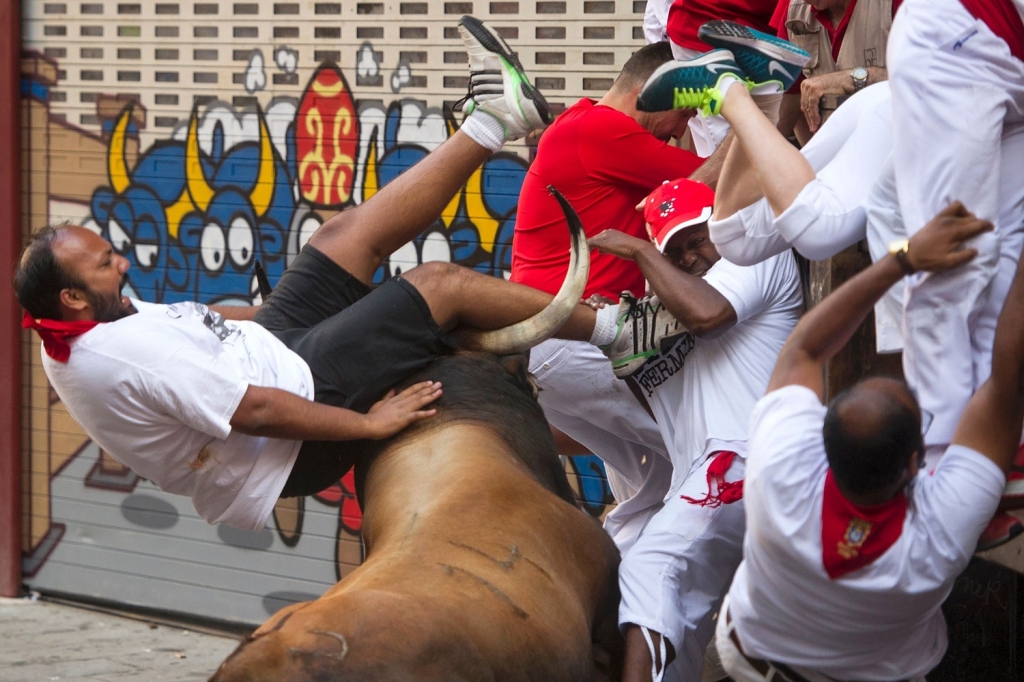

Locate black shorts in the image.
[254,245,456,497]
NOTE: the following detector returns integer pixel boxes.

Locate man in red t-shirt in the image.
[514,42,719,561]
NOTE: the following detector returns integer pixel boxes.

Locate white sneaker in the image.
[600,293,688,378]
[457,15,552,140]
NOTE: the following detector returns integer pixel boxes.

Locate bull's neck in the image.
[359,423,539,551]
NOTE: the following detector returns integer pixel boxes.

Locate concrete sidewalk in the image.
[0,597,242,681]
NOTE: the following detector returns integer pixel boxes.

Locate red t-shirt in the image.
[511,99,702,299]
[667,0,780,54]
[771,0,903,92]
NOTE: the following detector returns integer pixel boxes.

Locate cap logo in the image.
[658,198,675,218]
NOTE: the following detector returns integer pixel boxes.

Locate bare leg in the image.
[622,624,674,682]
[308,131,493,286]
[400,261,596,340]
[711,135,765,221]
[718,84,814,217]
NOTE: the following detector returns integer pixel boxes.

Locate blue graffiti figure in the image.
[370,104,528,283]
[91,104,295,305]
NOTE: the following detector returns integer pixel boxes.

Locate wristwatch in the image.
[889,239,915,275]
[851,67,869,92]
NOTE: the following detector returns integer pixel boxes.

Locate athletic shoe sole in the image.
[458,15,553,126]
[698,20,811,68]
[976,513,1024,552]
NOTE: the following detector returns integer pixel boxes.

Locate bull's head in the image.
[460,187,589,354]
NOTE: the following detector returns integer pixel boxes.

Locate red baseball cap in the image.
[642,179,715,252]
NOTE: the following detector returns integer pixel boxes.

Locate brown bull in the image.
[210,353,623,682]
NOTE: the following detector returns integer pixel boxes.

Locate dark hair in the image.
[14,224,83,321]
[823,380,922,496]
[613,41,674,91]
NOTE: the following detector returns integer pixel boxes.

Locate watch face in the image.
[853,67,868,79]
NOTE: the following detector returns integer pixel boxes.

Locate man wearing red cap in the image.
[588,178,802,682]
[512,41,714,554]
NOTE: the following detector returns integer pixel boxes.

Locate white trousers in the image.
[618,454,746,682]
[528,338,672,554]
[708,82,895,267]
[714,595,927,682]
[708,82,908,352]
[889,0,1024,446]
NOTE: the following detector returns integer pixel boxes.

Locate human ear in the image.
[59,288,88,312]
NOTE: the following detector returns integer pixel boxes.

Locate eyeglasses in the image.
[920,408,934,436]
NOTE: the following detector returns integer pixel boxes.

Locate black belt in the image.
[724,608,908,682]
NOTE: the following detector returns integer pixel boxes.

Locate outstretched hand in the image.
[907,201,993,273]
[588,230,650,261]
[364,381,442,439]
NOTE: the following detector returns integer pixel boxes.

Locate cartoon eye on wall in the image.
[298,214,321,252]
[134,243,158,269]
[109,218,132,253]
[133,218,161,271]
[420,231,452,264]
[228,216,256,269]
[201,222,227,272]
[388,241,418,278]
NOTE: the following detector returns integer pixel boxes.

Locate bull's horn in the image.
[185,105,215,212]
[463,186,589,354]
[250,107,275,218]
[107,105,133,194]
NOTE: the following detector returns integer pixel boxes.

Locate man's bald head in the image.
[823,377,924,500]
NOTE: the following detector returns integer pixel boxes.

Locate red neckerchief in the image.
[960,0,1024,62]
[809,0,859,62]
[681,450,744,508]
[22,311,102,363]
[821,470,907,580]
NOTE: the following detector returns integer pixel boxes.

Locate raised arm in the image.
[952,251,1024,472]
[768,202,993,400]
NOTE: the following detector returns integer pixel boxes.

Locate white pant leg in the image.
[889,0,1024,445]
[618,454,746,682]
[643,0,671,43]
[715,595,768,682]
[967,124,1024,390]
[864,155,908,353]
[774,85,894,260]
[710,83,892,266]
[529,339,671,553]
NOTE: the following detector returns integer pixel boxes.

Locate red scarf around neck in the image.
[22,311,102,363]
[821,469,907,579]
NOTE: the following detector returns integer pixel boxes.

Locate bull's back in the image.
[211,425,621,682]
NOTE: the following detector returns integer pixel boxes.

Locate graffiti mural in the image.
[20,46,613,624]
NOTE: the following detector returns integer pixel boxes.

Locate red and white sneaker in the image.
[999,443,1024,510]
[976,511,1024,553]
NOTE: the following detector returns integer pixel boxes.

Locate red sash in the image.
[961,0,1024,62]
[821,470,907,579]
[681,450,744,508]
[22,311,101,363]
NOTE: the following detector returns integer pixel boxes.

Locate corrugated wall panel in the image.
[20,0,625,625]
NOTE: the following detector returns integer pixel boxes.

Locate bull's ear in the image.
[496,353,539,401]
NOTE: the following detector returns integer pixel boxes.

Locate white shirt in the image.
[632,251,803,490]
[43,300,315,530]
[729,385,1006,680]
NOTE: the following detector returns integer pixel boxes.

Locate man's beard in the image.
[85,276,137,322]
